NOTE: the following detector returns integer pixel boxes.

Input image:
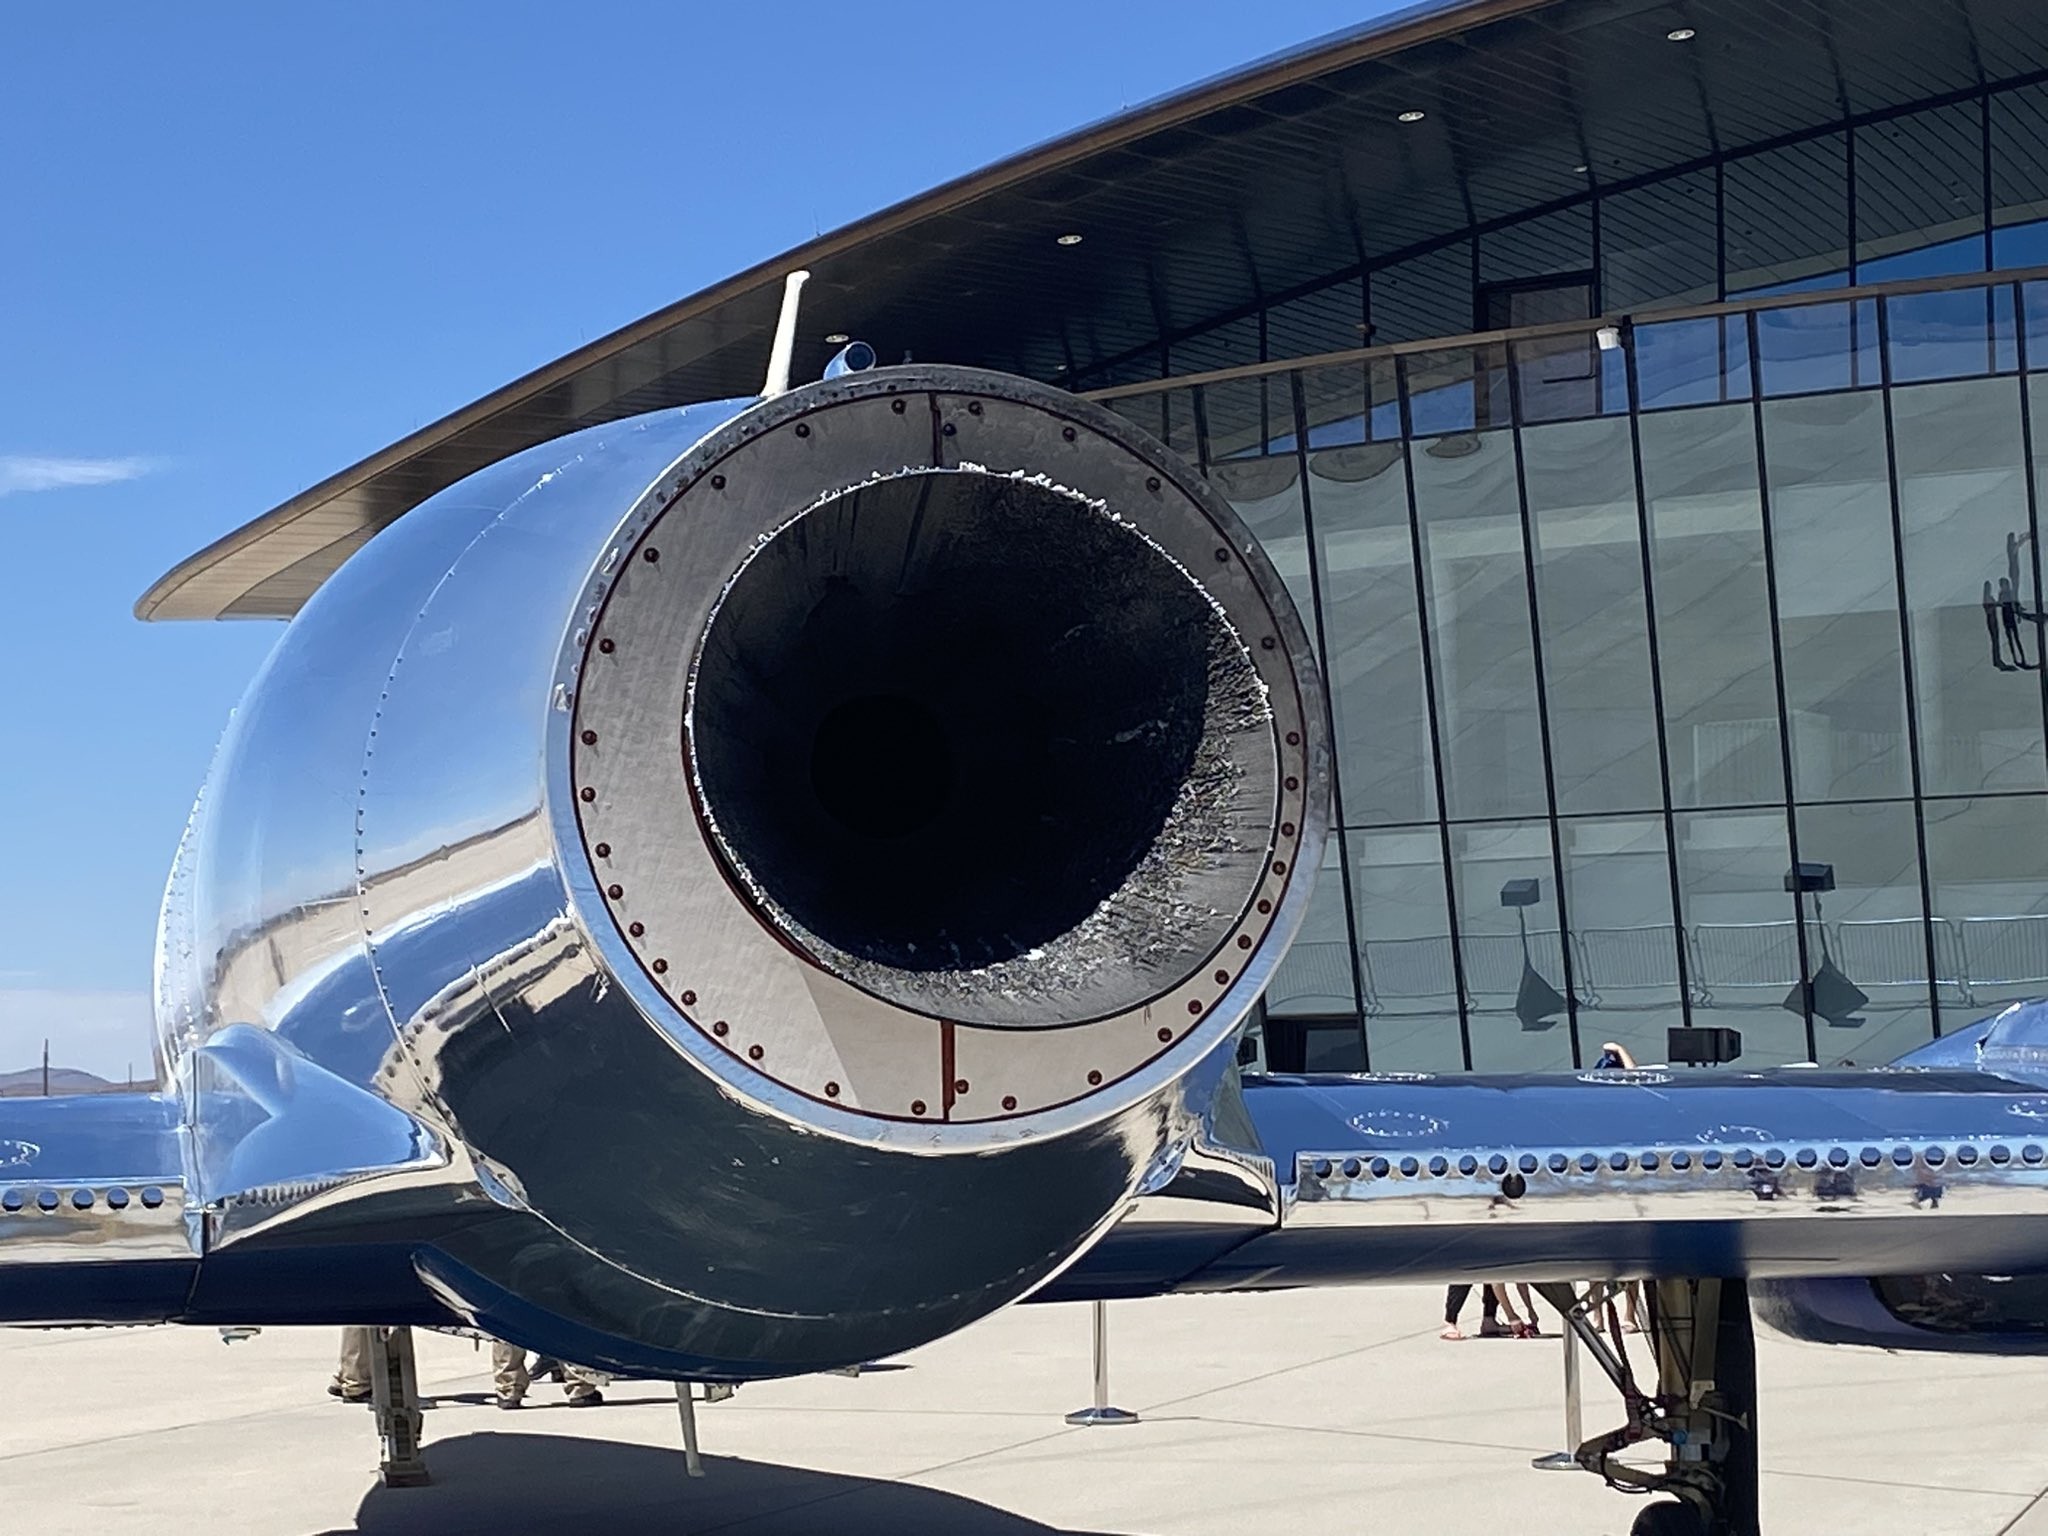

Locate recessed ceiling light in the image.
[1666,26,1696,40]
[1397,110,1426,123]
[824,332,850,345]
[1573,163,1589,174]
[1056,232,1084,246]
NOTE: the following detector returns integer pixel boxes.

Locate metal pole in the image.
[1064,1299,1139,1426]
[674,1383,706,1478]
[1532,1296,1585,1471]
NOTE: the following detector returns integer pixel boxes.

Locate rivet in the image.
[910,1098,928,1115]
[1214,969,1229,984]
[1146,476,1161,492]
[795,423,811,438]
[942,421,957,436]
[607,884,623,899]
[954,1078,969,1094]
[1001,1094,1017,1110]
[652,958,668,974]
[628,921,645,937]
[1261,636,1276,650]
[1272,860,1287,875]
[1215,548,1230,563]
[594,842,611,858]
[1257,899,1272,914]
[598,638,615,654]
[1282,821,1296,838]
[892,399,907,414]
[581,730,598,746]
[681,990,697,1006]
[1285,776,1300,791]
[748,1044,764,1061]
[712,1020,729,1036]
[1157,1027,1172,1042]
[825,1082,841,1098]
[643,548,659,563]
[1086,1070,1102,1086]
[967,401,983,416]
[1236,935,1253,950]
[579,787,596,802]
[711,473,727,489]
[1186,1000,1202,1015]
[1285,730,1301,746]
[1061,426,1076,441]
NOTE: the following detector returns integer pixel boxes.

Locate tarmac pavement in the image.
[5,1282,2045,1535]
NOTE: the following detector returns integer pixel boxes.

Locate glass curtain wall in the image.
[1110,271,2048,1071]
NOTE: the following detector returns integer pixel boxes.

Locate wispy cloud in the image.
[0,454,152,498]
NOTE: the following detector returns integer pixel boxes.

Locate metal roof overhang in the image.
[140,0,2048,620]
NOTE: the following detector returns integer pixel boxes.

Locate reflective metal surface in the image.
[6,366,1327,1376]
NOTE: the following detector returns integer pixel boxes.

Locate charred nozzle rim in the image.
[555,366,1328,1151]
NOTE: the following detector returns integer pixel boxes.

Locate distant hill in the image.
[0,1067,153,1097]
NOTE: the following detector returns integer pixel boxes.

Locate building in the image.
[145,0,2048,1075]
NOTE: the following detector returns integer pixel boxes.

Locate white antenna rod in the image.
[761,269,811,398]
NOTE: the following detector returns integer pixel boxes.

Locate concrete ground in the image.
[5,1283,2045,1536]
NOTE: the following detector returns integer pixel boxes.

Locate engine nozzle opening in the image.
[687,466,1274,1028]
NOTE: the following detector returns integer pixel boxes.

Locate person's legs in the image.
[1441,1283,1472,1339]
[561,1364,609,1406]
[1478,1285,1506,1337]
[331,1327,375,1401]
[490,1339,531,1408]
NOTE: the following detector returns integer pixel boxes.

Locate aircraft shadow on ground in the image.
[321,1431,1131,1536]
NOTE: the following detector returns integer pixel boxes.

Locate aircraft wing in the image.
[1052,1062,2048,1299]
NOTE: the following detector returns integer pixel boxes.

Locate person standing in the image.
[491,1339,607,1408]
[329,1327,375,1403]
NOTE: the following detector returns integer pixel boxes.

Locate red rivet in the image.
[598,638,615,654]
[581,730,597,746]
[1285,776,1300,791]
[1286,731,1301,746]
[594,842,610,858]
[681,990,697,1006]
[1272,860,1287,875]
[1086,1070,1103,1086]
[652,958,668,974]
[1282,821,1296,837]
[1187,1000,1203,1015]
[1237,935,1253,950]
[748,1044,764,1060]
[628,921,644,938]
[911,1098,927,1115]
[825,1082,841,1098]
[1157,1027,1173,1042]
[1257,899,1273,914]
[1001,1094,1017,1111]
[643,548,660,563]
[607,884,623,899]
[579,787,596,802]
[712,1020,729,1036]
[954,1079,969,1095]
[1214,970,1229,985]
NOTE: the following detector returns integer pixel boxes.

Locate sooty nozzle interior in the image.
[688,467,1273,1027]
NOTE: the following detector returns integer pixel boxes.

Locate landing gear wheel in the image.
[1630,1499,1707,1536]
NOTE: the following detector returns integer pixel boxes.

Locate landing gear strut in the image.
[1534,1279,1759,1536]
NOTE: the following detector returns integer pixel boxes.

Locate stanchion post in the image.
[675,1383,706,1478]
[1531,1296,1584,1472]
[1064,1299,1139,1426]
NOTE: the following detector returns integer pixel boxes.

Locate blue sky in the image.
[0,2,1392,1075]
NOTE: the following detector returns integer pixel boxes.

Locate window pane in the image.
[1309,431,1436,826]
[1855,103,1986,281]
[1411,427,1549,819]
[1602,170,1718,309]
[1351,827,1467,1072]
[1372,240,1473,345]
[1887,285,2011,385]
[1762,392,1911,800]
[1791,799,1932,1064]
[1924,795,2048,1028]
[1562,815,1684,1068]
[1263,839,1361,1022]
[1642,406,1783,807]
[1891,377,2047,795]
[1755,300,1879,397]
[1524,416,1663,813]
[1725,133,1849,295]
[1676,809,1809,1066]
[1635,316,1749,412]
[1452,821,1575,1071]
